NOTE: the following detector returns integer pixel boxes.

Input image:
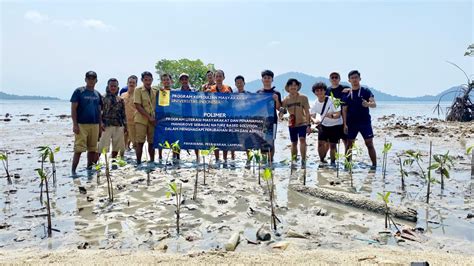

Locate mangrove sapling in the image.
[38,146,60,185]
[160,140,181,172]
[200,146,217,185]
[0,152,11,184]
[467,145,474,176]
[377,191,400,233]
[36,168,52,237]
[433,151,454,190]
[403,149,436,203]
[262,168,280,231]
[192,169,198,200]
[103,149,114,202]
[398,156,408,191]
[382,140,393,179]
[166,182,183,235]
[94,162,103,185]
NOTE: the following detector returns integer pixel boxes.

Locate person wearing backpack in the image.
[279,78,311,169]
[310,82,343,166]
[70,71,103,176]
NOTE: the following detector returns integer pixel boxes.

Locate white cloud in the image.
[24,10,49,24]
[82,19,115,32]
[267,40,281,47]
[23,11,115,32]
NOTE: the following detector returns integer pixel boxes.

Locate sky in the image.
[1,0,472,99]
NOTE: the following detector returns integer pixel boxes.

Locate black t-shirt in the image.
[326,85,350,100]
[256,87,282,124]
[342,87,374,125]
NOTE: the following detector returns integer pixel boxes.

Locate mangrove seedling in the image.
[382,140,393,179]
[200,146,218,185]
[377,191,400,232]
[432,151,454,190]
[262,167,280,231]
[166,181,183,235]
[192,168,198,200]
[94,162,103,185]
[248,149,262,184]
[160,140,181,172]
[397,155,408,191]
[36,168,52,237]
[103,149,114,202]
[467,145,474,176]
[0,152,11,184]
[38,146,60,184]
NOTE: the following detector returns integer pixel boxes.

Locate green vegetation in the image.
[432,151,454,190]
[166,182,183,235]
[0,152,11,184]
[200,146,218,185]
[262,168,279,231]
[381,140,393,179]
[155,59,216,89]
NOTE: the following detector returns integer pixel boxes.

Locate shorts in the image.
[125,121,136,144]
[98,126,126,153]
[318,124,343,144]
[74,124,100,153]
[289,125,307,143]
[135,122,155,144]
[347,123,374,140]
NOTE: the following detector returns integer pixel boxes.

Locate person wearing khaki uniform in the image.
[134,71,157,165]
[121,75,138,150]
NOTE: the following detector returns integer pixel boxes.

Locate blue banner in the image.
[154,91,275,151]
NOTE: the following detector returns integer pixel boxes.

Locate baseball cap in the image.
[179,73,189,80]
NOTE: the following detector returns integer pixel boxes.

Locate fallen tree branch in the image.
[291,184,417,222]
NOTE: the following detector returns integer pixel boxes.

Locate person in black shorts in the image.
[326,72,350,154]
[310,82,343,165]
[257,70,282,164]
[342,70,377,169]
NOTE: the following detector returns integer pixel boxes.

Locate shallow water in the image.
[0,99,473,254]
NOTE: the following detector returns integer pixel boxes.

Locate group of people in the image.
[70,69,377,175]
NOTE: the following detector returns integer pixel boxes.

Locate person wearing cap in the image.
[121,75,138,150]
[134,71,158,165]
[257,70,282,164]
[97,78,127,164]
[70,71,103,175]
[325,72,350,156]
[205,70,232,167]
[178,73,195,92]
[278,78,311,169]
[342,70,377,170]
[310,82,343,166]
[201,70,216,92]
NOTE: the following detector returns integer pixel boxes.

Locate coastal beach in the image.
[0,100,473,264]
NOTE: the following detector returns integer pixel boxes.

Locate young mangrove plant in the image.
[38,146,60,185]
[103,149,114,202]
[247,149,262,184]
[397,154,408,191]
[192,168,199,200]
[200,146,217,185]
[262,168,280,231]
[0,152,11,184]
[160,140,181,172]
[166,181,183,235]
[432,151,454,190]
[467,145,474,176]
[36,168,52,237]
[94,162,103,185]
[381,140,393,179]
[377,191,400,232]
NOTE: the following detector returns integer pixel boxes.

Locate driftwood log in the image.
[291,184,417,222]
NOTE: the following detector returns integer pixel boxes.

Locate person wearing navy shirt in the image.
[342,70,377,169]
[70,71,103,176]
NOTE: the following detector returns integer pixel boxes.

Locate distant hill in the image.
[0,91,60,100]
[244,72,468,101]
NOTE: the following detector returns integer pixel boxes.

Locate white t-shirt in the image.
[310,97,343,127]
